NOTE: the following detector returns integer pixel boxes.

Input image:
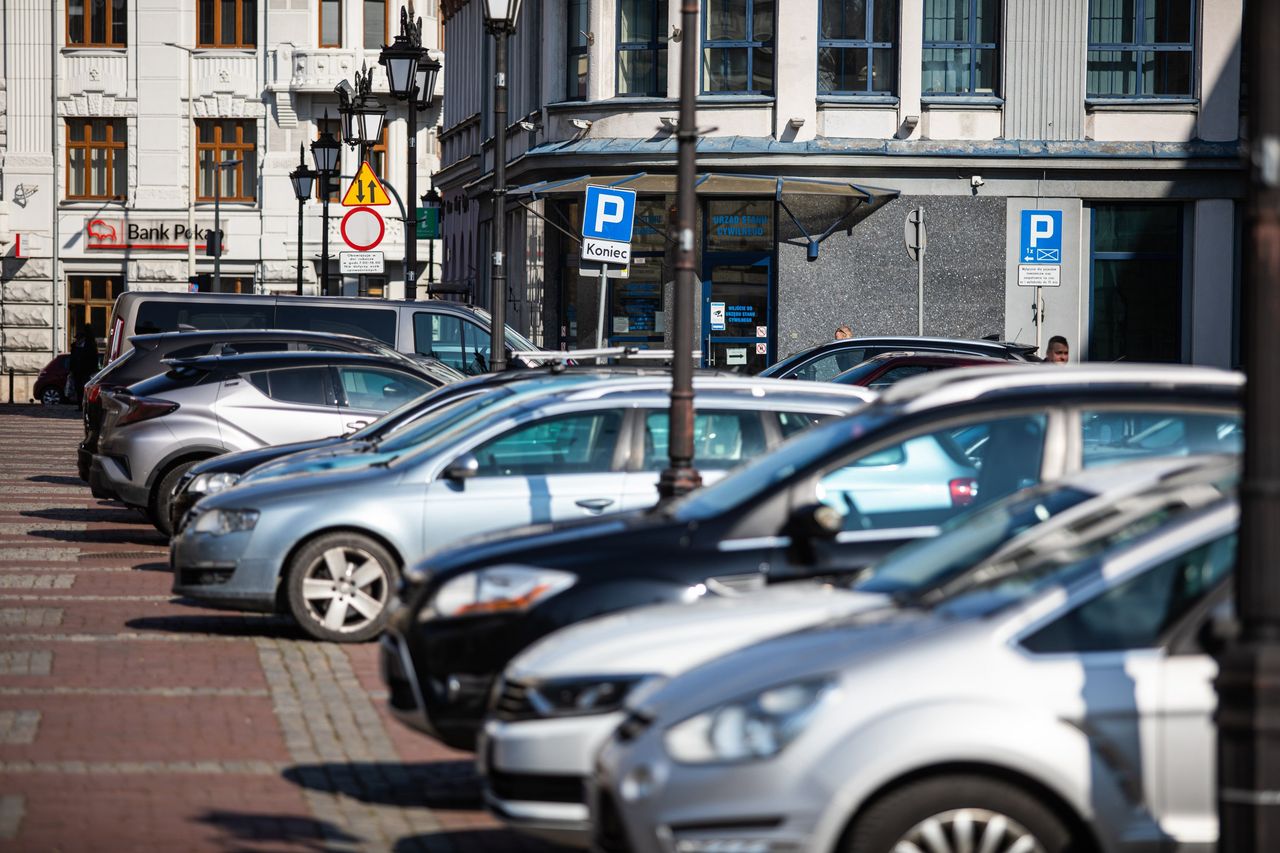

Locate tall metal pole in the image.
[657,0,702,499]
[213,167,222,292]
[295,196,306,296]
[321,187,332,296]
[1217,2,1280,850]
[488,27,509,372]
[427,219,436,296]
[405,87,418,301]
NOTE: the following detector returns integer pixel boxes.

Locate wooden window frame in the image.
[195,120,257,203]
[67,0,127,47]
[68,276,124,344]
[197,0,257,48]
[320,0,343,48]
[65,119,127,202]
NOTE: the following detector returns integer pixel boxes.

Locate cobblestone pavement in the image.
[0,404,568,852]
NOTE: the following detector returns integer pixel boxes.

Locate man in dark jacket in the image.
[68,325,99,409]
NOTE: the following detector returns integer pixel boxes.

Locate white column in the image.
[898,0,923,138]
[773,0,817,140]
[1190,199,1235,367]
[588,0,613,100]
[1198,0,1242,143]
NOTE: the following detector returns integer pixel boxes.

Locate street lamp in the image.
[482,0,523,372]
[337,65,387,162]
[210,158,242,293]
[380,9,442,301]
[310,118,341,296]
[421,186,441,297]
[658,0,703,498]
[288,146,317,296]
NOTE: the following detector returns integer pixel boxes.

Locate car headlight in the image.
[430,565,576,619]
[189,471,240,496]
[524,675,658,718]
[190,508,260,536]
[663,677,836,764]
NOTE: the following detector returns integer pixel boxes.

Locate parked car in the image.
[830,351,1009,388]
[102,290,540,376]
[76,329,458,482]
[32,354,72,405]
[170,377,871,642]
[91,351,442,534]
[761,336,1039,382]
[382,364,1242,751]
[167,364,729,533]
[592,493,1237,853]
[481,455,1235,847]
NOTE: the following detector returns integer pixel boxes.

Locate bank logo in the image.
[86,219,120,246]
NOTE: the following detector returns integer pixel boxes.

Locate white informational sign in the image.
[1018,264,1062,288]
[726,348,747,365]
[654,311,665,333]
[613,316,629,333]
[710,302,726,331]
[582,237,632,265]
[340,251,385,274]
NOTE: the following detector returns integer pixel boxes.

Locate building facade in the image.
[0,0,445,400]
[437,0,1243,370]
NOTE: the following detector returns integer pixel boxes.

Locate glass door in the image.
[702,254,772,373]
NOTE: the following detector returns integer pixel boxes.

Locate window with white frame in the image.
[1087,0,1196,98]
[618,0,669,96]
[922,0,999,96]
[818,0,898,96]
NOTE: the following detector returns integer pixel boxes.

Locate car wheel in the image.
[40,387,65,406]
[150,460,202,538]
[286,533,398,643]
[844,775,1076,853]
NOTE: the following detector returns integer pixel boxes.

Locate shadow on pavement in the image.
[22,506,145,524]
[285,761,486,809]
[28,527,167,545]
[25,474,85,486]
[394,829,569,852]
[0,404,80,420]
[127,612,309,640]
[196,809,359,851]
[133,561,173,573]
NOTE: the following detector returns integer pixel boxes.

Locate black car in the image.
[167,363,715,533]
[77,329,442,482]
[760,336,1039,382]
[382,364,1242,750]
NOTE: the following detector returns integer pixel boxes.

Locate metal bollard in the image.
[7,368,13,405]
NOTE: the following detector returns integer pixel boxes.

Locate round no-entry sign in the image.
[340,206,385,251]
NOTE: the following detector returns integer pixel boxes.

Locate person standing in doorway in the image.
[834,324,852,340]
[69,325,99,409]
[1045,335,1070,364]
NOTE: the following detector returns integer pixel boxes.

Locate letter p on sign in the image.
[582,185,638,243]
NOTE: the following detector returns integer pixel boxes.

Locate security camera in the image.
[571,118,593,131]
[333,79,355,101]
[658,116,678,129]
[518,120,541,132]
[970,175,985,188]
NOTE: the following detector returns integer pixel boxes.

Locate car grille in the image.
[491,678,538,722]
[487,769,584,805]
[593,790,632,852]
[178,567,233,587]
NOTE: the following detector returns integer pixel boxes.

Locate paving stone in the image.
[0,608,63,627]
[0,574,75,589]
[0,651,52,675]
[0,710,41,743]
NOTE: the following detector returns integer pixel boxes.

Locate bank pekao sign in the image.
[84,218,217,252]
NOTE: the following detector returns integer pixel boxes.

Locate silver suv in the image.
[91,351,440,534]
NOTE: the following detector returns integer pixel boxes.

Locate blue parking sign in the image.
[582,185,638,243]
[1019,209,1063,264]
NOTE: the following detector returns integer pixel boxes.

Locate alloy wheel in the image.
[40,389,64,405]
[299,546,391,635]
[893,808,1046,853]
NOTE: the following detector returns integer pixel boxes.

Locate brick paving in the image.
[0,404,567,852]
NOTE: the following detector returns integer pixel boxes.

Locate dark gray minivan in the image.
[104,292,539,378]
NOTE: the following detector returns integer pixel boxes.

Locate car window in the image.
[252,366,335,407]
[869,365,931,388]
[1021,533,1236,653]
[816,414,1047,530]
[415,313,474,374]
[473,411,624,476]
[337,367,430,411]
[777,411,826,438]
[1081,409,1242,469]
[642,410,767,471]
[793,349,866,382]
[275,305,397,345]
[134,301,272,334]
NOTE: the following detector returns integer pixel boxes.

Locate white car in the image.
[479,455,1236,847]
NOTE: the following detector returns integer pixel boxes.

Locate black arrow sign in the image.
[356,180,366,203]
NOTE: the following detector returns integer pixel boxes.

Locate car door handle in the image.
[575,498,615,512]
[346,420,370,430]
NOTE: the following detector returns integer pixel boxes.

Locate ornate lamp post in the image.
[421,186,441,297]
[288,146,316,296]
[380,10,441,302]
[309,119,341,296]
[336,66,387,164]
[481,0,523,372]
[658,0,702,498]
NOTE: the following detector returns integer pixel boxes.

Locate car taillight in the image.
[85,384,102,404]
[949,478,978,507]
[116,395,179,427]
[107,316,124,361]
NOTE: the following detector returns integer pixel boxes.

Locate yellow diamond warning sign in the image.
[341,161,391,207]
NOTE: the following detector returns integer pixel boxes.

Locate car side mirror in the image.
[442,452,479,483]
[788,503,844,540]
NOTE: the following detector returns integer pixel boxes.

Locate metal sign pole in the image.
[917,208,925,335]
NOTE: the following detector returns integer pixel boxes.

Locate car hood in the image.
[508,584,890,681]
[197,460,399,511]
[628,606,951,722]
[241,444,396,483]
[188,437,349,477]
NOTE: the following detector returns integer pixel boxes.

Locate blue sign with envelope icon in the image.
[1020,210,1063,264]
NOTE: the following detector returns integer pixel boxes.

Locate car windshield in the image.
[374,388,517,453]
[469,308,538,352]
[347,389,445,441]
[830,358,892,386]
[853,485,1095,596]
[670,409,898,522]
